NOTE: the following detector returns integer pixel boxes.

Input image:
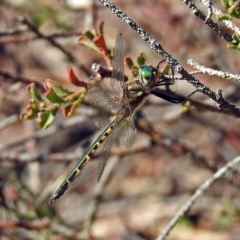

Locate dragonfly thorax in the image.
[125,80,149,112]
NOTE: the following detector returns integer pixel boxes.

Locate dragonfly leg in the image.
[151,89,198,104]
[156,77,174,87]
[156,59,176,87]
[152,60,198,103]
[156,59,166,72]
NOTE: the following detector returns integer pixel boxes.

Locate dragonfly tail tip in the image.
[49,195,57,205]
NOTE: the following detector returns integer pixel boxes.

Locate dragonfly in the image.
[49,32,197,205]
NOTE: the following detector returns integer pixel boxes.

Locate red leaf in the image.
[93,35,109,58]
[66,66,87,88]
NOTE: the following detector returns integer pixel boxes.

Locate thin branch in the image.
[199,0,240,35]
[16,16,91,77]
[0,114,19,131]
[188,59,240,81]
[0,68,43,87]
[81,156,119,239]
[3,115,88,150]
[97,0,240,117]
[0,219,50,230]
[182,0,232,42]
[0,25,28,36]
[135,110,218,172]
[156,155,240,240]
[205,0,213,20]
[0,29,84,44]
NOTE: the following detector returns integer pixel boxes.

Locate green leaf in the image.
[125,57,134,69]
[125,57,139,77]
[45,87,65,103]
[27,83,43,101]
[98,21,104,35]
[63,93,85,118]
[227,42,240,50]
[227,33,240,50]
[47,80,73,97]
[78,36,100,53]
[132,66,139,77]
[38,112,55,129]
[221,0,230,9]
[137,53,146,67]
[84,30,95,40]
[181,102,193,114]
[232,33,240,42]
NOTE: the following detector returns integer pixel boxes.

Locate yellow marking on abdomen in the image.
[100,135,107,141]
[75,169,80,177]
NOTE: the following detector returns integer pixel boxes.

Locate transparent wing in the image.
[97,125,116,181]
[88,79,113,108]
[116,116,136,149]
[111,31,124,99]
[88,79,119,129]
[111,32,135,148]
[92,99,112,129]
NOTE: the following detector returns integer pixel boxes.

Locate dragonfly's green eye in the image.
[139,65,156,86]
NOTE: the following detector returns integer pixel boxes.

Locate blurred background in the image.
[1,0,240,239]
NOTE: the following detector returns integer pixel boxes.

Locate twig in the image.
[156,155,240,240]
[205,0,213,20]
[97,0,240,117]
[3,115,88,150]
[81,156,119,239]
[16,16,91,77]
[0,114,19,131]
[0,29,84,44]
[200,0,240,35]
[1,140,148,164]
[188,59,240,81]
[0,25,28,36]
[135,110,218,171]
[182,0,232,42]
[0,68,43,87]
[0,219,50,230]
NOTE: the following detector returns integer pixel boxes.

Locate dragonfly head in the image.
[139,65,157,87]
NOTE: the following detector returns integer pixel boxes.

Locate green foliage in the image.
[125,52,147,77]
[137,52,146,66]
[214,199,240,229]
[218,0,240,20]
[31,7,57,28]
[228,33,240,50]
[78,22,112,65]
[181,102,194,114]
[21,22,115,129]
[176,216,194,227]
[38,112,56,129]
[217,1,240,50]
[21,77,87,129]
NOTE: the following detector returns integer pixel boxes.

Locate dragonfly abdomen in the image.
[49,118,116,205]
